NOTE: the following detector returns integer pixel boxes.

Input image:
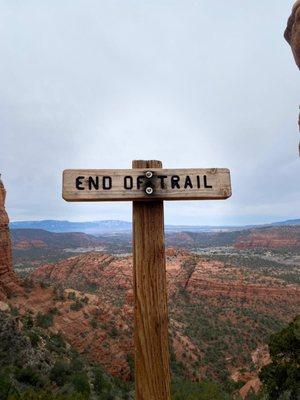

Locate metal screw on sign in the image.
[145,171,153,179]
[145,186,154,195]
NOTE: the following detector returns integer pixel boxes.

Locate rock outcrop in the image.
[234,227,300,250]
[238,346,271,399]
[285,1,300,156]
[0,176,22,299]
[30,249,300,308]
[285,0,300,68]
[239,378,262,400]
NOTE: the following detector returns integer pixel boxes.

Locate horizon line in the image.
[9,217,300,228]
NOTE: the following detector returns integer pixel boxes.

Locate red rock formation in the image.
[237,345,271,398]
[10,285,133,379]
[31,249,300,306]
[285,0,300,155]
[234,227,300,250]
[0,176,22,299]
[285,0,300,68]
[239,378,262,400]
[33,252,130,293]
[14,239,46,249]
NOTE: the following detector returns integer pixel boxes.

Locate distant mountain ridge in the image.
[9,218,300,234]
[10,219,132,234]
[270,219,300,226]
[11,228,101,249]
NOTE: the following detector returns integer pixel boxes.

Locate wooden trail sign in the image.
[63,168,231,202]
[62,160,232,400]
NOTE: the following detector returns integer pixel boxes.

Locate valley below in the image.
[3,222,299,399]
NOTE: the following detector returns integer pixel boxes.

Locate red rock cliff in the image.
[285,1,300,155]
[285,0,300,69]
[0,176,22,299]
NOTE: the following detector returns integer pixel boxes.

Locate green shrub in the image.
[15,368,41,387]
[50,361,71,387]
[36,312,54,329]
[0,370,12,399]
[93,366,112,396]
[27,331,40,347]
[126,354,134,381]
[48,307,60,315]
[8,389,86,399]
[71,373,90,396]
[70,300,84,312]
[67,292,77,301]
[89,319,98,329]
[10,307,19,317]
[22,314,34,329]
[109,326,118,338]
[46,333,66,353]
[172,379,229,400]
[70,354,84,373]
[259,315,300,399]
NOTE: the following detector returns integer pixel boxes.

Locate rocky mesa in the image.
[0,177,23,299]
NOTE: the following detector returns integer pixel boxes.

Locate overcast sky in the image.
[1,1,299,226]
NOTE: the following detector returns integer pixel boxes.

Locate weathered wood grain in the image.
[133,160,171,400]
[62,167,231,201]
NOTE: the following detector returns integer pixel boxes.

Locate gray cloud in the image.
[0,0,299,225]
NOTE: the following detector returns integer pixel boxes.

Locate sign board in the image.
[62,168,231,202]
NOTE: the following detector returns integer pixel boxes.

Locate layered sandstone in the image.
[10,284,133,379]
[0,177,22,299]
[234,227,300,250]
[285,0,300,68]
[30,248,300,306]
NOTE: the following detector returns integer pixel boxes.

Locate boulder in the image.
[0,301,10,312]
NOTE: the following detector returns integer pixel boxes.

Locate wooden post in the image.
[62,161,231,399]
[132,160,171,400]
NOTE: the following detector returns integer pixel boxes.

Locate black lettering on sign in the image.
[102,176,112,190]
[184,176,193,189]
[171,175,180,189]
[197,176,201,188]
[124,176,133,190]
[88,176,99,190]
[76,176,85,190]
[204,175,212,189]
[137,176,144,189]
[157,175,168,189]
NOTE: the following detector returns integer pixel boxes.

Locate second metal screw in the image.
[145,171,153,179]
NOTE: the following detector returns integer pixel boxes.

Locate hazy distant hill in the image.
[169,225,300,251]
[11,224,300,276]
[10,218,300,234]
[11,228,101,249]
[10,219,132,234]
[270,219,300,226]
